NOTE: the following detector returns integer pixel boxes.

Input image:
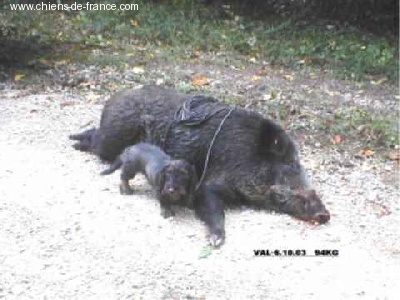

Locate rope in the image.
[195,106,235,190]
[161,96,236,190]
[174,96,225,126]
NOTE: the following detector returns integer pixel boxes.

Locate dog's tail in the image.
[100,157,123,175]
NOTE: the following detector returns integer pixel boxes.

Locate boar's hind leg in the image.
[69,127,97,152]
[195,184,226,248]
[69,127,96,141]
[72,139,92,152]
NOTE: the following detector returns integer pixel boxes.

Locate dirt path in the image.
[0,90,399,299]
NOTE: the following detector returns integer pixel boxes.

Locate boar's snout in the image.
[310,210,330,224]
[269,185,330,225]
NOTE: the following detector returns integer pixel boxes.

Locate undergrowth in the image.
[2,0,397,82]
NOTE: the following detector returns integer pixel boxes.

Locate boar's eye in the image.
[297,194,308,210]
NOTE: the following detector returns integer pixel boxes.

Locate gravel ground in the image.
[0,90,399,300]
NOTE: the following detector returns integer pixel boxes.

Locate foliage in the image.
[325,107,399,149]
[1,0,398,82]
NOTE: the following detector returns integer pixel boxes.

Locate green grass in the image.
[2,0,398,81]
[324,107,399,148]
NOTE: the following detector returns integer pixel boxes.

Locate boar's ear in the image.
[258,119,287,157]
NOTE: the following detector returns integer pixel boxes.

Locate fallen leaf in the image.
[54,59,69,67]
[199,246,212,259]
[130,19,139,27]
[191,74,210,86]
[255,66,268,76]
[332,135,342,144]
[190,51,201,59]
[14,74,25,81]
[283,74,293,81]
[145,52,154,59]
[371,77,387,85]
[251,75,260,81]
[359,149,375,158]
[132,66,145,74]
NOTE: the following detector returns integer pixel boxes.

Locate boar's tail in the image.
[100,157,123,175]
[69,127,97,141]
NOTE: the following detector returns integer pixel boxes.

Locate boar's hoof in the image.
[209,231,225,248]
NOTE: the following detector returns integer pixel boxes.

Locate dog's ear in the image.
[156,166,167,194]
[186,164,198,208]
[190,164,199,191]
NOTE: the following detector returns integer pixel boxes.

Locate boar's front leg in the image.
[194,183,227,248]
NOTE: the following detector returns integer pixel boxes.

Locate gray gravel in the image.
[1,90,399,300]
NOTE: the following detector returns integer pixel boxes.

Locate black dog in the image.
[101,143,197,218]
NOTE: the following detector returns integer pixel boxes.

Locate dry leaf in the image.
[359,149,375,158]
[190,51,201,59]
[255,66,268,76]
[332,135,342,144]
[251,75,260,81]
[145,53,154,59]
[54,60,69,67]
[14,74,25,81]
[283,74,293,81]
[191,74,210,86]
[130,20,139,27]
[371,77,387,85]
[132,66,145,74]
